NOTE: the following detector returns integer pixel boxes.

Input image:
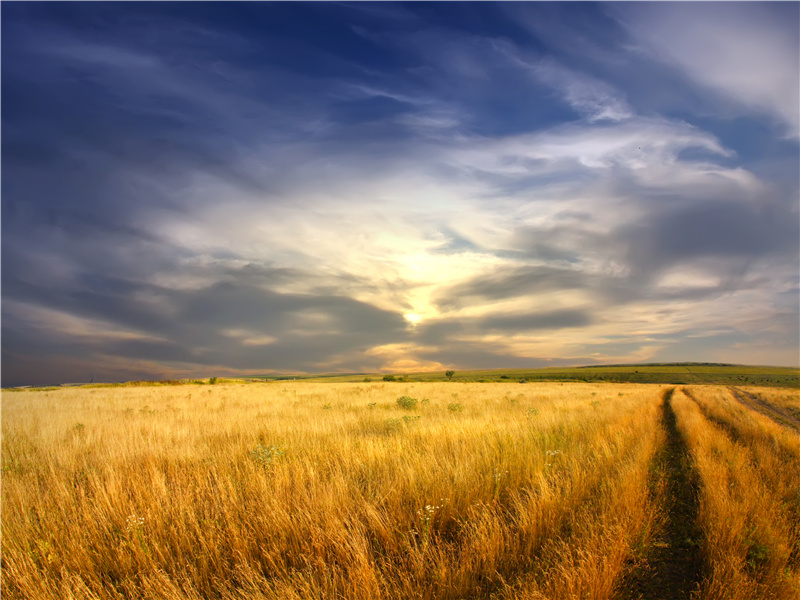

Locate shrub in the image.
[383,375,396,382]
[209,377,218,385]
[383,418,403,432]
[252,444,284,467]
[746,540,772,572]
[396,396,418,410]
[448,403,463,412]
[445,370,455,380]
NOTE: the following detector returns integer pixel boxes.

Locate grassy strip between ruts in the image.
[613,388,703,600]
[671,387,800,599]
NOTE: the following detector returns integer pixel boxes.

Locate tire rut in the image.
[615,388,703,600]
[727,386,800,432]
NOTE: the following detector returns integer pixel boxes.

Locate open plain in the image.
[2,380,798,599]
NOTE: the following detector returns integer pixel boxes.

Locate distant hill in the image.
[296,363,800,388]
[7,363,798,391]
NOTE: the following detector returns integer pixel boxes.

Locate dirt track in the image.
[615,388,703,600]
[727,386,800,431]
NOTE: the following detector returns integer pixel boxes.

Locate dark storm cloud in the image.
[434,265,588,311]
[414,309,593,352]
[2,264,409,386]
[481,309,592,331]
[433,187,799,316]
[414,344,576,372]
[7,262,404,343]
[176,279,408,340]
[622,197,799,278]
[506,217,619,261]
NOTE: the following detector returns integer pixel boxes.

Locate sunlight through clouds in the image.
[2,2,797,385]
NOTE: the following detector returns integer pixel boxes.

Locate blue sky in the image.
[2,2,798,386]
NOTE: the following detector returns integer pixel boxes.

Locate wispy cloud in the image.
[495,41,633,123]
[2,3,797,385]
[615,2,800,138]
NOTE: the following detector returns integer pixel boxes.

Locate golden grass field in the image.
[2,381,798,599]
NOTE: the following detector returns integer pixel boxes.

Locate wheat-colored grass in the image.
[2,382,668,599]
[672,386,800,600]
[736,385,800,422]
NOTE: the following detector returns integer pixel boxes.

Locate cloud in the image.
[495,43,632,122]
[445,117,733,179]
[2,3,797,384]
[2,264,412,385]
[480,309,593,332]
[434,265,587,311]
[415,308,593,342]
[615,2,800,137]
[534,61,632,122]
[621,198,799,278]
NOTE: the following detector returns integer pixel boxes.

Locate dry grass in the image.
[736,386,800,423]
[672,386,800,600]
[2,382,666,600]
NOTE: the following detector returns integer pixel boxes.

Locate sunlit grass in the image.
[5,381,797,599]
[672,386,800,600]
[2,382,666,600]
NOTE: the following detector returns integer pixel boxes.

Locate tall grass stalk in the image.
[3,383,665,599]
[671,387,800,600]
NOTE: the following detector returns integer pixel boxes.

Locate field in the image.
[2,381,799,599]
[295,364,800,387]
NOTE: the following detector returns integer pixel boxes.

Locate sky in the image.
[2,2,798,386]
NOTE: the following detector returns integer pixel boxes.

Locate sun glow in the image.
[404,313,423,324]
